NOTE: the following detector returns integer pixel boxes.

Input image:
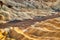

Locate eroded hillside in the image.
[0,0,60,40]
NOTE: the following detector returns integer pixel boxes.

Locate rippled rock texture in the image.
[0,0,60,40]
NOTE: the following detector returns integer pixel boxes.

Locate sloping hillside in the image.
[0,0,60,40]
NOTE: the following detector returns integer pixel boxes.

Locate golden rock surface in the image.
[0,0,60,40]
[0,17,60,40]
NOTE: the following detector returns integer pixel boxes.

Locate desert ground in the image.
[0,0,60,40]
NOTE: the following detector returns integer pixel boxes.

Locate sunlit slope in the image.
[7,17,60,40]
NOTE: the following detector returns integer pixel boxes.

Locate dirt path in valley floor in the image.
[0,12,60,29]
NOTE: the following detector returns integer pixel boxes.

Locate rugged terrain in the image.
[0,0,60,40]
